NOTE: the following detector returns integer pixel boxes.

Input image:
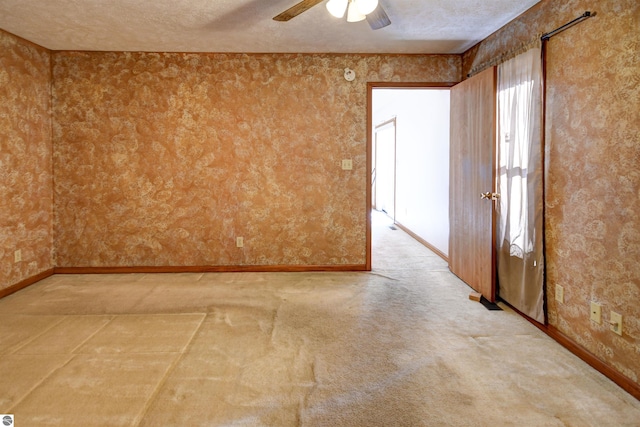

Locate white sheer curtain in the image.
[496,44,544,323]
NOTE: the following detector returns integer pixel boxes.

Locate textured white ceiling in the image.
[0,0,540,54]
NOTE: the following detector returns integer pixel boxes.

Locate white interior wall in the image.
[372,88,450,256]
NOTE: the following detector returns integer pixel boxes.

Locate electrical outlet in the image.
[236,237,244,248]
[14,249,22,263]
[341,159,353,170]
[590,302,601,324]
[555,284,564,304]
[609,311,622,336]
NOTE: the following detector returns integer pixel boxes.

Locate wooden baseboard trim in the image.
[394,222,448,262]
[0,269,55,299]
[499,298,639,400]
[53,264,369,274]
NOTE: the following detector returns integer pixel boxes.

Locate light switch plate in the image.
[341,159,353,170]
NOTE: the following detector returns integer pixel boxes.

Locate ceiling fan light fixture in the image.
[354,0,378,15]
[346,1,366,22]
[326,0,348,18]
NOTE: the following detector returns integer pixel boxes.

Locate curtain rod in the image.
[541,11,595,41]
[466,11,595,78]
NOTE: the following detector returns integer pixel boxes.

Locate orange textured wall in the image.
[463,0,640,386]
[0,30,53,291]
[52,52,460,267]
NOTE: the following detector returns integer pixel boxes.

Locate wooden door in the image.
[449,67,497,302]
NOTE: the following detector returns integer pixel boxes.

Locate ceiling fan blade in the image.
[273,0,326,21]
[366,4,391,30]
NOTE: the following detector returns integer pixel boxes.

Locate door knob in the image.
[481,192,500,200]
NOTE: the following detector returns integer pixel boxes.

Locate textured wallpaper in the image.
[463,0,640,385]
[0,30,53,292]
[52,52,459,268]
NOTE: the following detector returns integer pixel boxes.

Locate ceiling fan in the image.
[273,0,391,30]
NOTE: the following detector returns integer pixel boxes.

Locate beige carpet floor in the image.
[1,212,639,426]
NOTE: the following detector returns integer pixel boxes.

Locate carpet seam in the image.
[132,312,208,426]
[6,315,68,355]
[66,315,116,354]
[6,353,77,413]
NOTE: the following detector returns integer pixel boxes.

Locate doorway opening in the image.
[367,83,453,270]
